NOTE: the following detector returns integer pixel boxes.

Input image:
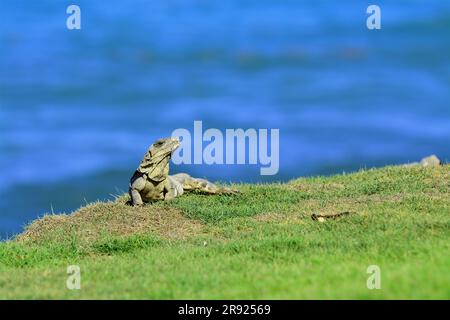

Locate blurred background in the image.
[1,0,449,239]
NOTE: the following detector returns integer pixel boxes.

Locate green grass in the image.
[0,165,449,299]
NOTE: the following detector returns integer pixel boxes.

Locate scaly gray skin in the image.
[129,137,238,206]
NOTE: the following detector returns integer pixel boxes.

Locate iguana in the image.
[129,137,238,206]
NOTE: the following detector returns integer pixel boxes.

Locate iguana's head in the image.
[137,137,180,181]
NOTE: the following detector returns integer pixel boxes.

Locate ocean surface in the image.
[1,0,449,239]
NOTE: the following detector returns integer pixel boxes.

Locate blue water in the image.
[1,0,449,239]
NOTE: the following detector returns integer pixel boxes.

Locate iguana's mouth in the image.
[171,138,181,151]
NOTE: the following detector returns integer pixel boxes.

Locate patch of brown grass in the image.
[16,199,203,244]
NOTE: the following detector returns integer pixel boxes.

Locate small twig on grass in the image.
[311,211,355,222]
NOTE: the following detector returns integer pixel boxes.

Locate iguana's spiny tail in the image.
[170,173,239,195]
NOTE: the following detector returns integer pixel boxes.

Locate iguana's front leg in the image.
[129,172,146,206]
[163,176,184,200]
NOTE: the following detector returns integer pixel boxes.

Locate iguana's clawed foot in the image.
[126,199,144,207]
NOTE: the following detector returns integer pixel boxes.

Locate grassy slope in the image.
[0,165,449,299]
